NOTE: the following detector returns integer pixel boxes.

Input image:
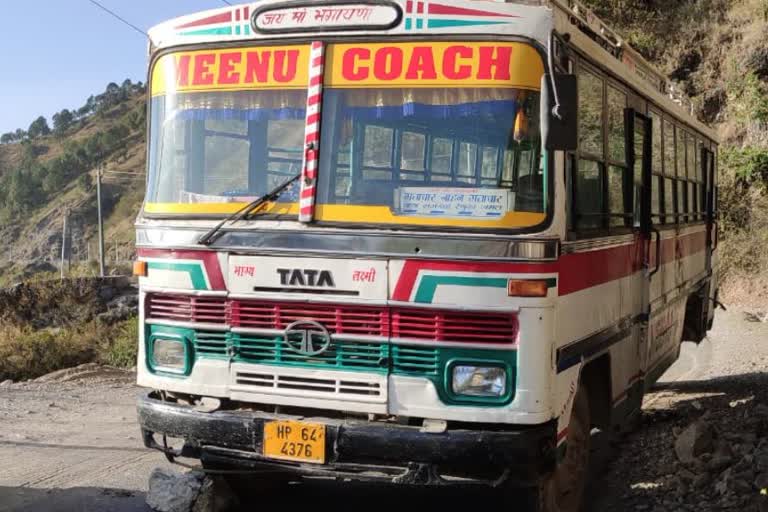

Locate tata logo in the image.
[277,268,335,288]
[283,321,332,356]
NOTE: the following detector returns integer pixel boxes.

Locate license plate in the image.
[263,420,326,464]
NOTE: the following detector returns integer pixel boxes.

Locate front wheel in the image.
[200,463,289,509]
[535,383,591,512]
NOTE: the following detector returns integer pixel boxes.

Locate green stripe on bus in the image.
[147,261,208,291]
[414,276,509,303]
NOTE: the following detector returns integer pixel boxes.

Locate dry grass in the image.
[0,317,138,382]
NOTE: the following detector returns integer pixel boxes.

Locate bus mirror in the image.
[541,74,578,151]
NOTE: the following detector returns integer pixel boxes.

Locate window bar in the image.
[299,41,325,223]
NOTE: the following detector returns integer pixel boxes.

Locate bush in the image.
[0,316,139,381]
[99,316,138,368]
[0,324,94,381]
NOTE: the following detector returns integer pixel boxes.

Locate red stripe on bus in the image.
[391,260,559,301]
[137,248,226,291]
[393,230,707,300]
[559,236,644,296]
[560,230,707,296]
[175,12,232,30]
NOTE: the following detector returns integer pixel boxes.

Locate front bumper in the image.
[138,392,556,486]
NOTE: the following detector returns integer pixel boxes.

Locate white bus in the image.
[135,1,719,509]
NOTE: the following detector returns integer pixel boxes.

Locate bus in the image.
[135,0,720,509]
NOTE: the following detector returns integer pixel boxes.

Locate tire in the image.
[535,383,591,512]
[201,463,289,506]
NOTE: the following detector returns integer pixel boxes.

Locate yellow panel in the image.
[150,42,544,96]
[151,45,310,97]
[325,42,544,89]
[144,202,546,228]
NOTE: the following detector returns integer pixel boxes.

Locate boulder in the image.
[146,468,204,512]
[192,477,239,512]
[675,422,715,463]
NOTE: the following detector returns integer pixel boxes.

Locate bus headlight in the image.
[451,365,507,398]
[151,338,187,374]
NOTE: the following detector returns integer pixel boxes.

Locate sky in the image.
[0,0,230,134]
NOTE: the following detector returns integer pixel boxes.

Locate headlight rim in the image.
[148,333,193,377]
[444,358,514,405]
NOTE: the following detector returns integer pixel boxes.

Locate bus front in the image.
[137,0,567,500]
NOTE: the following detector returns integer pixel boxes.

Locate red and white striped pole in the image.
[299,41,325,223]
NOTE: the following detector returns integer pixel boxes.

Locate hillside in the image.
[1,2,768,300]
[0,81,147,285]
[581,0,768,306]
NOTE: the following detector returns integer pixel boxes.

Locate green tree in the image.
[0,133,14,144]
[5,169,42,213]
[77,172,93,191]
[52,109,74,137]
[28,116,51,139]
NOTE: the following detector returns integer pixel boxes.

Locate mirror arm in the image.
[548,32,563,120]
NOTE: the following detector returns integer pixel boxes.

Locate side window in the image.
[676,127,688,222]
[363,125,394,180]
[686,133,696,221]
[607,86,626,162]
[400,131,426,177]
[649,110,663,225]
[663,119,676,224]
[431,138,453,182]
[664,177,675,224]
[479,146,500,186]
[457,142,478,184]
[607,86,628,228]
[579,70,604,158]
[575,160,603,230]
[695,138,706,221]
[575,67,606,231]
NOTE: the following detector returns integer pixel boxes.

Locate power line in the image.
[220,0,233,5]
[85,0,148,38]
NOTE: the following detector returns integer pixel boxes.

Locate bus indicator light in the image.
[508,279,547,297]
[133,261,148,278]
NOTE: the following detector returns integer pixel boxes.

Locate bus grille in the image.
[232,333,389,373]
[234,371,383,398]
[391,345,440,376]
[193,330,228,357]
[146,294,227,324]
[146,295,518,345]
[230,300,388,337]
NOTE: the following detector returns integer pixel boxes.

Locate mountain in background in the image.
[1,0,768,303]
[0,80,147,285]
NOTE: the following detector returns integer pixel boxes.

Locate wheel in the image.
[536,383,591,512]
[201,462,289,506]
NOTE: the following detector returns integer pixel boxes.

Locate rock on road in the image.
[0,309,764,511]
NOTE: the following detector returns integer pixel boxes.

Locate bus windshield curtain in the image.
[336,87,523,121]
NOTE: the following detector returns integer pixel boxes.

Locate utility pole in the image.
[97,165,106,277]
[60,208,69,279]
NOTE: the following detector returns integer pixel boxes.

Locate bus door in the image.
[627,109,653,373]
[702,147,718,326]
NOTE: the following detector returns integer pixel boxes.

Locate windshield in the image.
[145,42,547,229]
[146,46,308,214]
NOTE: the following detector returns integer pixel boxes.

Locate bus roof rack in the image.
[543,0,695,116]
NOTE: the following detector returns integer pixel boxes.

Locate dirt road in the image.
[0,309,763,511]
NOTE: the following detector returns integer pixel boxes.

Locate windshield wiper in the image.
[197,172,302,246]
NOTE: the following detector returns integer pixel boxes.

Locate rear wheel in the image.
[536,384,591,512]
